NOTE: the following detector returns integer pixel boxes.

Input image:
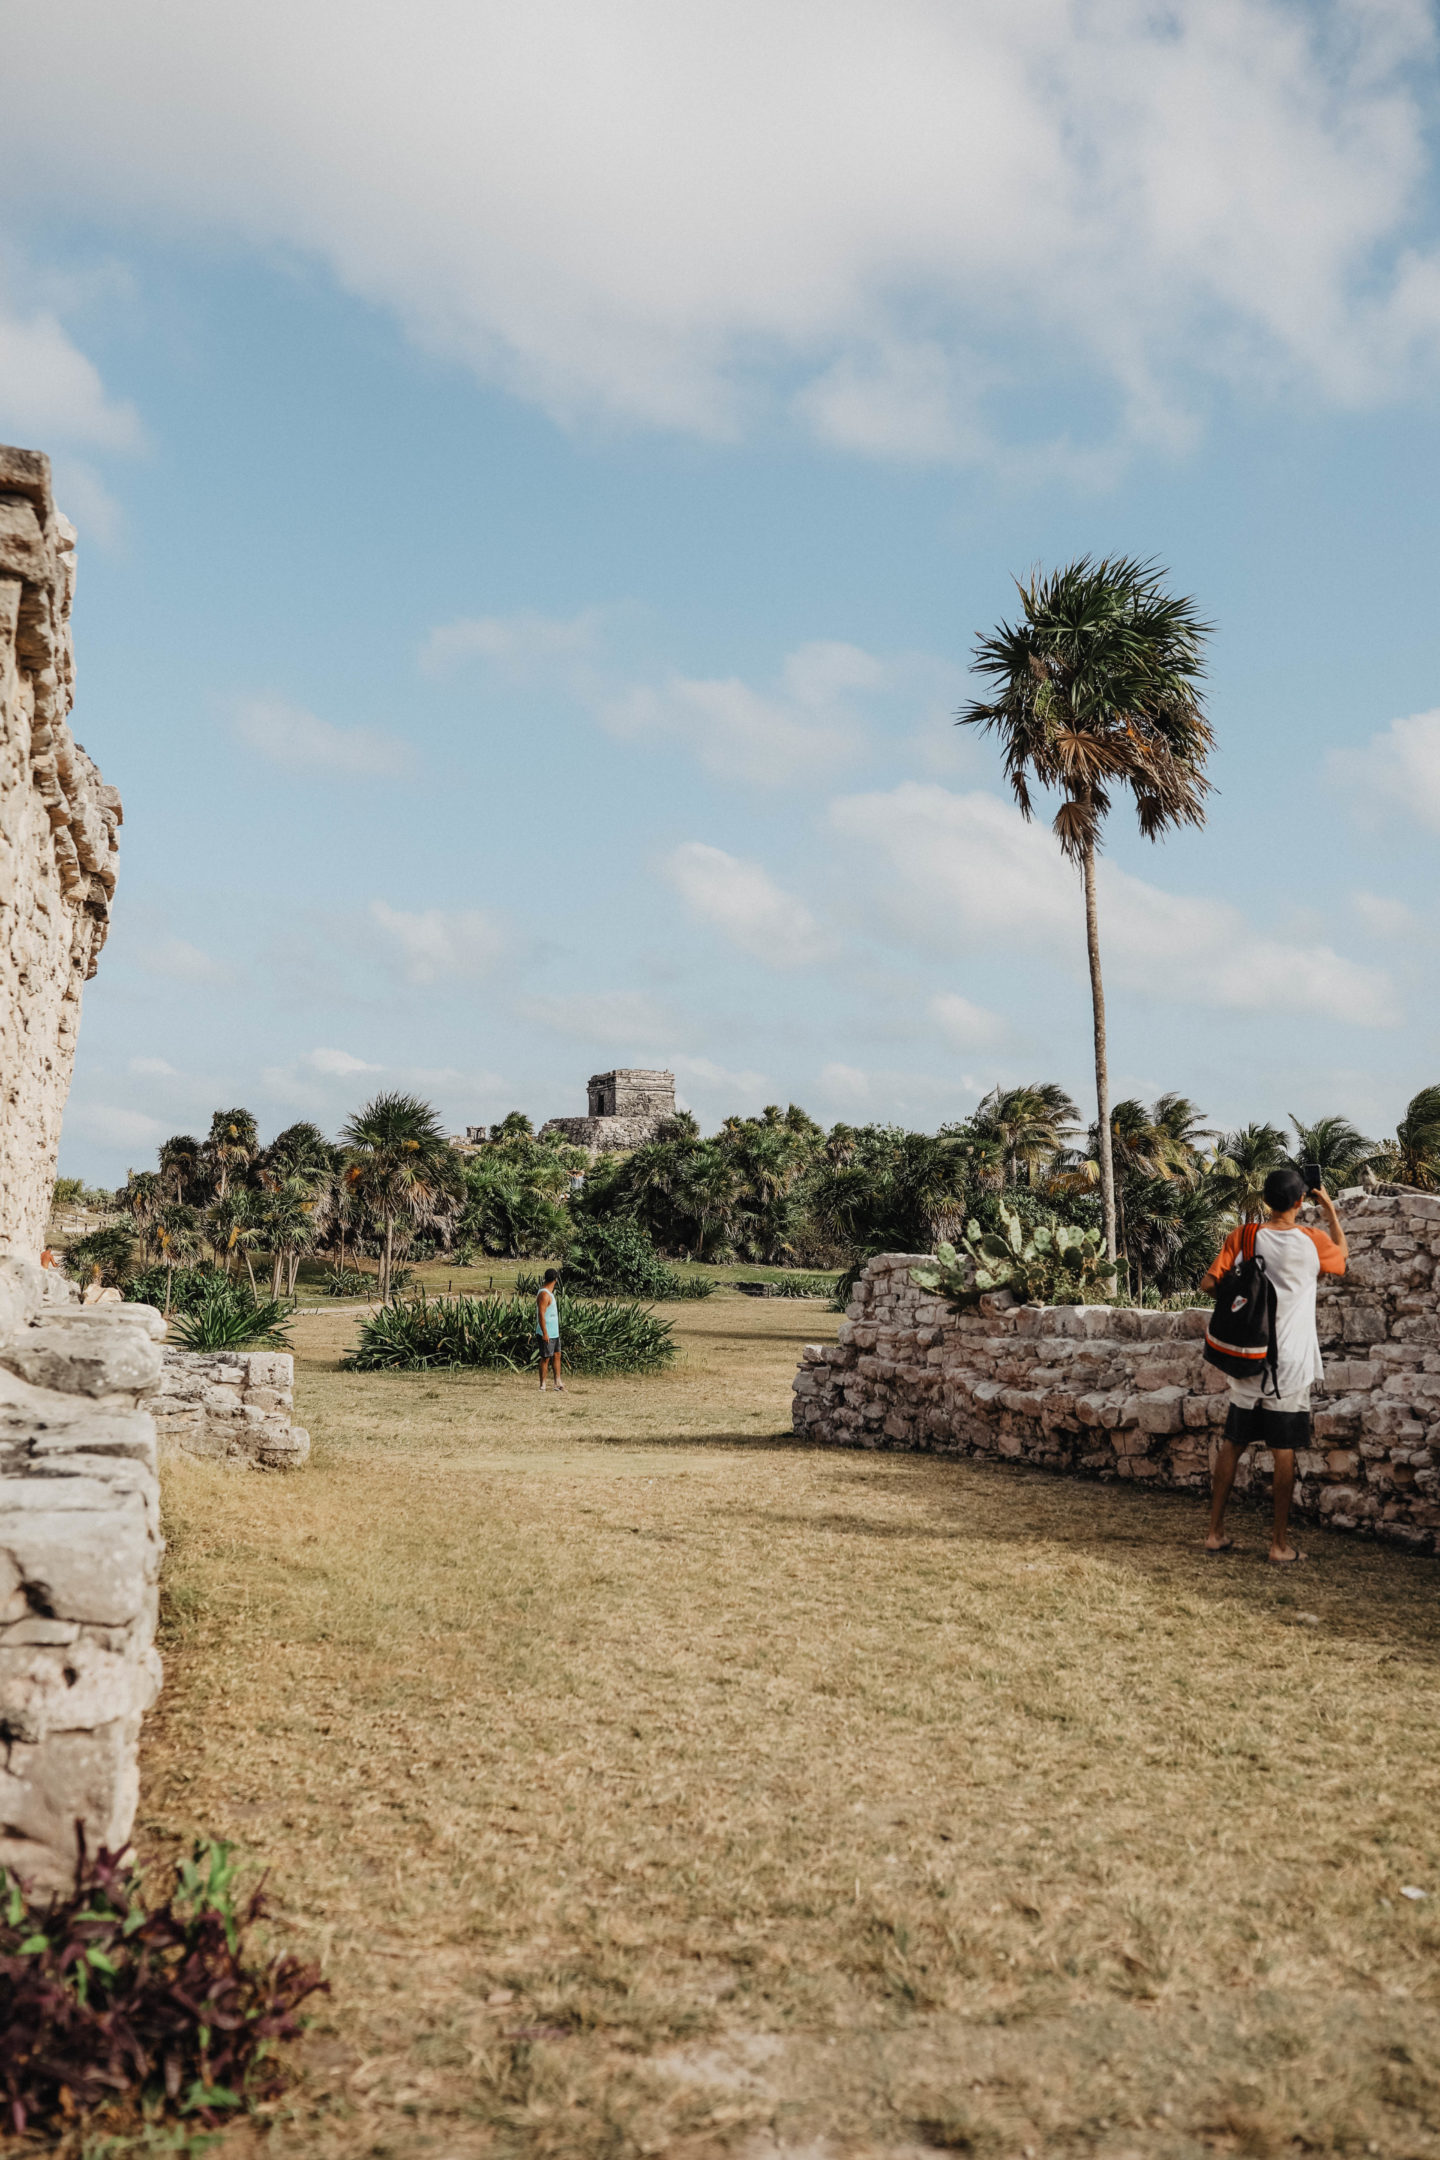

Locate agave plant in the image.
[912,1202,1117,1308]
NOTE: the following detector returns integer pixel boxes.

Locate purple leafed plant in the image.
[0,1837,326,2139]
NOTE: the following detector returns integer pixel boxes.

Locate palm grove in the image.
[69,1079,1440,1312]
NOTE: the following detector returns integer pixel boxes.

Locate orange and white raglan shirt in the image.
[1209,1222,1346,1398]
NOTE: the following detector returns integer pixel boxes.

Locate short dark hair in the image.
[542,1268,559,1284]
[1263,1167,1307,1212]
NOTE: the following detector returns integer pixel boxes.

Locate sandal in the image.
[1203,1538,1235,1557]
[1267,1548,1307,1566]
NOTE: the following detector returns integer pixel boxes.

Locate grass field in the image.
[140,1292,1440,2160]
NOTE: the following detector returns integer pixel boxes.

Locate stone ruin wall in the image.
[152,1349,310,1469]
[0,444,160,1894]
[793,1189,1440,1554]
[541,1067,677,1153]
[0,446,121,1252]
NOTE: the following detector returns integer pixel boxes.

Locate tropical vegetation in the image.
[50,1077,1440,1317]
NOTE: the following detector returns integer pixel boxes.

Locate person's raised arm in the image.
[1312,1183,1348,1268]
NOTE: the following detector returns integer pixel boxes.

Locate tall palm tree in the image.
[1286,1113,1379,1191]
[1394,1085,1440,1190]
[969,1082,1079,1186]
[158,1134,203,1205]
[204,1108,259,1201]
[341,1093,460,1303]
[961,557,1214,1259]
[119,1170,164,1264]
[1210,1122,1288,1223]
[154,1204,201,1312]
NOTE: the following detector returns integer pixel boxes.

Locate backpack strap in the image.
[1242,1222,1258,1264]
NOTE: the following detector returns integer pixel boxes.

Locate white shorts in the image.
[1227,1377,1312,1416]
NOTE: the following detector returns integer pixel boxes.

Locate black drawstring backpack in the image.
[1202,1223,1278,1394]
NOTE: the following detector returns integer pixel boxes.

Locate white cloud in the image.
[232,696,409,780]
[128,1056,178,1078]
[817,1062,976,1124]
[431,611,958,789]
[1328,707,1440,833]
[0,290,140,452]
[517,988,676,1047]
[663,842,832,967]
[5,4,1436,466]
[134,937,233,986]
[830,783,1400,1027]
[63,1103,167,1150]
[367,900,505,985]
[670,1054,770,1111]
[605,642,885,787]
[301,1047,382,1077]
[421,607,605,680]
[928,992,1008,1051]
[1353,891,1420,939]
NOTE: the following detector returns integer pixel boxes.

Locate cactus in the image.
[911,1202,1117,1308]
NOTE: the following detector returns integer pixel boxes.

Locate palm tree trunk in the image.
[271,1251,284,1299]
[1083,841,1118,1266]
[382,1214,394,1304]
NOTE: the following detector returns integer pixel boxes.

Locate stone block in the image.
[1136,1386,1186,1435]
[0,1316,162,1398]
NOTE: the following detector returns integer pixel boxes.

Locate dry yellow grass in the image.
[138,1292,1440,2160]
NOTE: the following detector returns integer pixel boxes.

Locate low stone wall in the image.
[792,1189,1440,1554]
[0,1261,165,1893]
[150,1349,310,1469]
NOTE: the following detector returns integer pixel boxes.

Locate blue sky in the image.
[3,0,1439,1184]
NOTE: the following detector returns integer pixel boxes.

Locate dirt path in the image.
[143,1295,1440,2159]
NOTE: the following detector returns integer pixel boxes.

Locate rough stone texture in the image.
[0,1261,164,1894]
[792,1190,1440,1554]
[0,457,154,1894]
[541,1067,676,1153]
[150,1349,310,1469]
[0,445,122,1254]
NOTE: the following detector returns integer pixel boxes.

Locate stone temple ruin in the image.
[0,443,165,1892]
[540,1068,676,1153]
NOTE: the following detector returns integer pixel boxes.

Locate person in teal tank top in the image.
[536,1268,564,1391]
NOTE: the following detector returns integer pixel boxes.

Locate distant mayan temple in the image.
[540,1069,676,1153]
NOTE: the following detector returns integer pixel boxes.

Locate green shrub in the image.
[525,1220,714,1300]
[738,1271,837,1298]
[0,1839,323,2139]
[168,1280,294,1351]
[911,1202,1118,1308]
[344,1291,677,1375]
[322,1267,375,1297]
[64,1225,135,1287]
[127,1263,229,1315]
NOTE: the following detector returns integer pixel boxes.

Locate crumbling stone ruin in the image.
[793,1188,1440,1552]
[0,444,161,1893]
[541,1068,676,1153]
[0,446,121,1253]
[151,1349,309,1468]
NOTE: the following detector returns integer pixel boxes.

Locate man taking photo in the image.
[1201,1169,1347,1564]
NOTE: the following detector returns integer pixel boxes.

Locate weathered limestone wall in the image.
[0,449,152,1894]
[0,445,121,1253]
[151,1349,310,1469]
[0,1264,164,1893]
[793,1190,1440,1554]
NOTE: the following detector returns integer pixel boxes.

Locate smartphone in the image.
[1302,1161,1322,1193]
